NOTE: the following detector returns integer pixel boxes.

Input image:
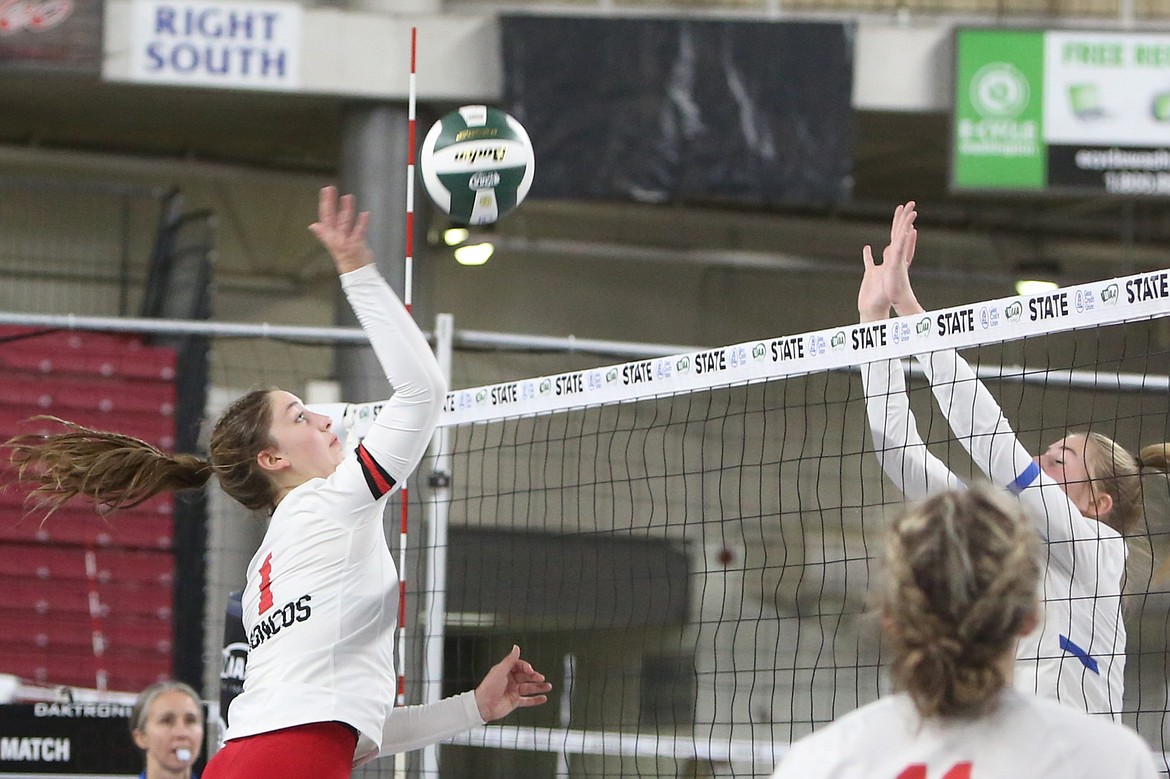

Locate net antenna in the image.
[397,21,419,715]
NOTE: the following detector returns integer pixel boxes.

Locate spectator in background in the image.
[131,681,203,779]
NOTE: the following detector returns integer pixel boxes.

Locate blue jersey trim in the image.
[1059,634,1100,674]
[1006,461,1041,495]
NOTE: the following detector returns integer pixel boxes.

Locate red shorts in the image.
[202,721,358,779]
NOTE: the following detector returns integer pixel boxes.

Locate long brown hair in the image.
[882,483,1040,719]
[5,388,280,515]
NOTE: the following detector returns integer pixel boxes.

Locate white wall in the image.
[103,0,952,110]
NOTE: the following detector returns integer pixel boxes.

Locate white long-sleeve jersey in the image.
[224,265,481,765]
[770,690,1157,779]
[862,352,1127,716]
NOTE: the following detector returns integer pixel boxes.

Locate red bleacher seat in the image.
[0,407,174,450]
[2,575,172,619]
[0,506,173,550]
[0,374,175,417]
[0,471,175,549]
[0,479,174,517]
[0,327,181,689]
[0,544,174,585]
[0,327,176,381]
[1,649,171,691]
[0,327,157,353]
[0,610,172,655]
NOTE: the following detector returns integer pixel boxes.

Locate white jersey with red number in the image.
[862,352,1127,716]
[769,690,1158,779]
[224,265,481,765]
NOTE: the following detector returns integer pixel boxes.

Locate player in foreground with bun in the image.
[770,484,1158,778]
[7,187,551,779]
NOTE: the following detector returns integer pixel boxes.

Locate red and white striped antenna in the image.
[404,26,417,314]
[395,25,419,710]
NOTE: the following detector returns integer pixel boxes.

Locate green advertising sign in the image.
[953,28,1170,195]
[953,29,1046,191]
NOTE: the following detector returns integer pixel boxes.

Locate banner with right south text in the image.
[952,28,1170,196]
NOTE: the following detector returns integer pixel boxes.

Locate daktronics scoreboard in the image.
[0,702,207,777]
[0,702,139,777]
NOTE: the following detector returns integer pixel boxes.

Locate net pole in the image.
[421,313,455,778]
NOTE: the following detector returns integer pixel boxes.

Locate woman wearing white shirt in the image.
[7,187,552,779]
[771,484,1158,778]
[856,202,1167,717]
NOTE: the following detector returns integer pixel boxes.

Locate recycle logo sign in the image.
[952,29,1045,191]
[970,63,1030,119]
[953,28,1170,196]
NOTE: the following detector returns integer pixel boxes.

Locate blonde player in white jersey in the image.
[6,187,552,779]
[857,202,1170,718]
[770,484,1159,779]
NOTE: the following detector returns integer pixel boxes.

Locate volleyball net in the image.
[2,268,1170,778]
[332,268,1170,778]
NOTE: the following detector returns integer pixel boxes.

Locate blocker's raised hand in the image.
[858,241,891,323]
[881,200,924,316]
[309,185,374,275]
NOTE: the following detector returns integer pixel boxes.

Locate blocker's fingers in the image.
[337,193,356,234]
[318,185,338,225]
[889,203,904,242]
[352,211,371,241]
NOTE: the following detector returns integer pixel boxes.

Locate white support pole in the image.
[421,312,456,778]
[1119,0,1135,27]
[555,653,575,779]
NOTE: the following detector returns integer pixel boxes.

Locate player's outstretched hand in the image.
[858,242,890,323]
[882,200,923,316]
[309,185,374,275]
[474,645,552,722]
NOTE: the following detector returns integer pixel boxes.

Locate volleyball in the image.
[418,105,535,226]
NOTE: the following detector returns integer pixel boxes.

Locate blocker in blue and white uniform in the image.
[863,350,1127,717]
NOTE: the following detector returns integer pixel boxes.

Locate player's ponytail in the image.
[6,416,214,513]
[1134,443,1170,586]
[6,388,282,516]
[1137,442,1170,473]
[883,484,1040,718]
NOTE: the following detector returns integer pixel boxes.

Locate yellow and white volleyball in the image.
[418,105,535,226]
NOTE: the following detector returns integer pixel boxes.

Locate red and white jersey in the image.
[224,265,480,765]
[862,352,1126,716]
[770,690,1158,779]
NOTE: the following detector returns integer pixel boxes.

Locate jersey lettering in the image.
[247,594,313,650]
[258,552,274,614]
[896,762,972,779]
